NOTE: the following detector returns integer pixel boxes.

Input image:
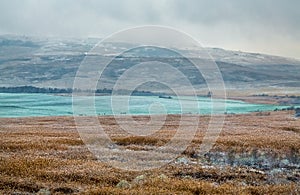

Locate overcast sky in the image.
[0,0,299,59]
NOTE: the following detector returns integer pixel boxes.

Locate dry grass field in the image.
[0,111,299,194]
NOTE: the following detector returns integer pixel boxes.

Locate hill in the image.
[0,35,299,95]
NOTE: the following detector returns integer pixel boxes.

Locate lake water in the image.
[0,93,287,118]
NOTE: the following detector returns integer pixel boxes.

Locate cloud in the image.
[0,0,299,58]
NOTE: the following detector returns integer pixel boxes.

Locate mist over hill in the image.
[0,35,299,94]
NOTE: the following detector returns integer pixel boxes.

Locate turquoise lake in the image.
[0,93,288,118]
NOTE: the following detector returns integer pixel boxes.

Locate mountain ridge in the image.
[0,35,299,94]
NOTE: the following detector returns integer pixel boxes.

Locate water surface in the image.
[0,93,287,117]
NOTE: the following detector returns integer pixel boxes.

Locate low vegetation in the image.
[0,111,299,194]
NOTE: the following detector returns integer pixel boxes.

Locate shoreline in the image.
[228,95,299,105]
[0,109,292,119]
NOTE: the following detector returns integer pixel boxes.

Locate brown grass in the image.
[282,126,300,133]
[0,111,299,194]
[112,136,168,146]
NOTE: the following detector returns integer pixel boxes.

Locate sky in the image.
[0,0,299,59]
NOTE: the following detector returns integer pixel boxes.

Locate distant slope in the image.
[0,35,299,93]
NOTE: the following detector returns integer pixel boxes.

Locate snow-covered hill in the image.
[0,35,299,92]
